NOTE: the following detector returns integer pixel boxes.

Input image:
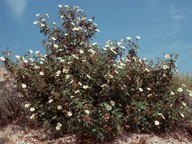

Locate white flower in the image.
[40,58,45,61]
[117,66,123,69]
[88,19,93,22]
[170,91,175,95]
[158,113,165,119]
[83,85,89,89]
[65,75,70,79]
[23,59,28,64]
[51,37,57,41]
[57,122,62,127]
[24,103,30,108]
[127,37,131,41]
[30,114,35,120]
[139,88,143,92]
[58,4,62,8]
[69,80,74,84]
[139,59,142,64]
[48,99,53,103]
[88,49,96,55]
[108,74,114,79]
[60,15,64,19]
[52,21,57,25]
[56,125,61,131]
[78,82,82,86]
[189,92,192,97]
[177,87,183,92]
[63,68,68,73]
[40,23,45,27]
[77,9,83,13]
[72,27,80,31]
[164,54,171,59]
[72,54,79,59]
[35,13,40,17]
[30,107,35,112]
[73,6,79,10]
[147,94,152,97]
[71,22,75,26]
[79,49,84,54]
[147,87,151,91]
[119,62,126,67]
[74,90,80,94]
[106,104,112,111]
[53,44,59,49]
[145,68,150,72]
[40,71,44,76]
[0,57,5,61]
[181,84,186,87]
[28,50,33,54]
[56,70,61,76]
[22,83,27,89]
[15,55,21,59]
[33,21,39,25]
[45,14,49,18]
[57,105,62,110]
[110,100,115,106]
[101,84,108,88]
[180,113,185,118]
[154,120,160,126]
[114,70,118,74]
[143,58,148,61]
[86,74,91,79]
[136,36,141,40]
[41,18,46,22]
[64,5,69,8]
[67,111,72,117]
[60,59,65,63]
[84,110,90,114]
[95,29,100,32]
[110,47,117,54]
[163,65,169,69]
[182,102,187,107]
[92,42,99,46]
[35,51,41,55]
[34,65,40,69]
[82,59,86,63]
[70,95,75,99]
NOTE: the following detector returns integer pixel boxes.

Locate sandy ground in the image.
[0,123,191,144]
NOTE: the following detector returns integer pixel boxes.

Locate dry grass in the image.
[172,73,192,107]
[0,66,21,127]
[0,65,5,78]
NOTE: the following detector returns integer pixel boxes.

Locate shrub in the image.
[1,4,192,142]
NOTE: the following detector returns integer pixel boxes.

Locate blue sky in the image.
[0,0,192,73]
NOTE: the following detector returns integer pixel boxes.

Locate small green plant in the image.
[1,4,192,142]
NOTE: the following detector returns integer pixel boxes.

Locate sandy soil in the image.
[0,123,191,144]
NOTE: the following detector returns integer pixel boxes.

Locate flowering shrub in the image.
[1,5,192,142]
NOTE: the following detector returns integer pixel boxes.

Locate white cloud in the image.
[6,0,28,18]
[169,5,188,36]
[169,6,187,21]
[149,0,159,5]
